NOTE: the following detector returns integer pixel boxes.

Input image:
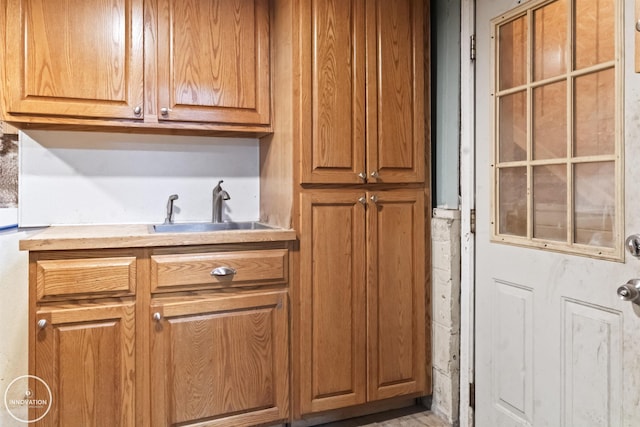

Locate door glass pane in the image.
[499,91,527,162]
[574,0,614,70]
[533,0,567,81]
[499,167,527,236]
[533,164,567,241]
[574,69,615,157]
[575,162,615,247]
[533,81,567,160]
[499,15,527,91]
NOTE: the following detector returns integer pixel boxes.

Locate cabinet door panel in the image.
[367,189,426,400]
[151,291,288,427]
[34,302,136,427]
[366,0,425,183]
[301,0,366,183]
[299,191,367,413]
[157,0,270,125]
[5,0,144,119]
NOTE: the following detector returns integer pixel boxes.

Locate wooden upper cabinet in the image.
[4,0,144,120]
[301,0,425,184]
[156,0,271,126]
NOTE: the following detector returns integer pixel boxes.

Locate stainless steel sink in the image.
[151,221,276,233]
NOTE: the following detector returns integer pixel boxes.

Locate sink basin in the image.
[152,221,276,233]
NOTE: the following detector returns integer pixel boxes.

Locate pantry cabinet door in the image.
[156,0,270,126]
[365,0,425,184]
[299,190,367,413]
[300,0,366,184]
[366,189,426,400]
[5,0,144,120]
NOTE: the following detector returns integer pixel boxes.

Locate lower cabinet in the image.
[149,290,289,427]
[299,188,426,414]
[33,301,136,427]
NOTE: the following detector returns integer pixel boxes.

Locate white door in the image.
[475,0,640,426]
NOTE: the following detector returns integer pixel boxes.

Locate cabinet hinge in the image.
[469,382,476,410]
[470,34,476,61]
[470,208,476,234]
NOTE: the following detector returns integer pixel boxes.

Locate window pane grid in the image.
[492,0,620,259]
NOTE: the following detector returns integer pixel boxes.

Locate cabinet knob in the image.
[358,172,367,181]
[211,266,237,277]
[133,106,142,116]
[152,312,162,322]
[370,195,378,204]
[370,171,380,179]
[358,196,367,205]
[160,107,169,116]
[37,319,47,329]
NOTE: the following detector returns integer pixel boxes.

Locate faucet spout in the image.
[212,180,230,223]
[164,194,179,224]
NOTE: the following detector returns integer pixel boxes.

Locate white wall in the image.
[0,230,30,426]
[19,130,261,226]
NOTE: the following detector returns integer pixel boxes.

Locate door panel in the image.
[150,291,288,426]
[366,0,425,183]
[367,189,425,400]
[34,302,136,427]
[5,0,144,119]
[475,0,640,426]
[299,190,367,414]
[156,0,270,125]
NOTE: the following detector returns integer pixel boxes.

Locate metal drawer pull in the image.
[211,266,237,277]
[37,319,47,329]
[152,312,162,322]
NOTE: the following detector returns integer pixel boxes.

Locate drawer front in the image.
[36,257,137,300]
[150,249,288,292]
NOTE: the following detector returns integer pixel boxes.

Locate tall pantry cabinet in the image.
[263,0,431,418]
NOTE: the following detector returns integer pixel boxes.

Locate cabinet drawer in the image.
[36,257,136,301]
[150,249,288,292]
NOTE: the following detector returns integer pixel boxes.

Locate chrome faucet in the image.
[164,194,179,224]
[212,180,230,223]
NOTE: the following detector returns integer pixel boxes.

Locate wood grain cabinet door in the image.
[33,302,136,427]
[365,0,425,184]
[366,189,426,400]
[299,190,367,414]
[156,0,271,126]
[4,0,144,120]
[150,290,289,427]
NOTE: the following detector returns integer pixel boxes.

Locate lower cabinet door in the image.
[33,301,136,427]
[150,290,289,427]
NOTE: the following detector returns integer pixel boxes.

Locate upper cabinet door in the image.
[156,0,271,126]
[301,0,425,184]
[366,0,425,184]
[5,0,144,120]
[301,0,366,184]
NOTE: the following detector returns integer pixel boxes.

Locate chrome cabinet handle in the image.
[133,106,142,116]
[358,172,367,181]
[211,266,237,277]
[160,107,169,116]
[370,195,378,204]
[37,319,47,329]
[152,312,162,322]
[358,196,367,205]
[370,171,380,179]
[626,235,640,257]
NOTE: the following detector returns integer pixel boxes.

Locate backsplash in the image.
[19,130,260,226]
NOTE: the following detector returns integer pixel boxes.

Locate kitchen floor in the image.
[319,407,451,426]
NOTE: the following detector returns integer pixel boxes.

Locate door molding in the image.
[459,0,476,426]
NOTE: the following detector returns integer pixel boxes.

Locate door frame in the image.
[459,0,476,426]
